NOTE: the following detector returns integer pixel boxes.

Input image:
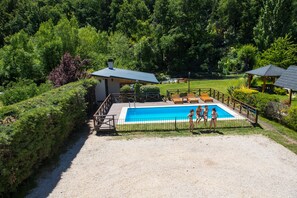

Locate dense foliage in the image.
[0,0,296,86]
[140,85,160,94]
[0,79,97,195]
[48,52,90,87]
[0,80,53,105]
[232,88,279,115]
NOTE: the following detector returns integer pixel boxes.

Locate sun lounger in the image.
[187,93,199,103]
[171,94,183,104]
[200,93,213,102]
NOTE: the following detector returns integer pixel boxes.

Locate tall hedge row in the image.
[0,78,97,194]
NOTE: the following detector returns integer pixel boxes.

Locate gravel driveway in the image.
[27,135,297,198]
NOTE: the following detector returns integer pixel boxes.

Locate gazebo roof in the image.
[91,67,159,84]
[246,64,285,77]
[274,66,297,91]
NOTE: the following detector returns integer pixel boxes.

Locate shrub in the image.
[285,106,297,131]
[134,82,141,96]
[274,87,287,95]
[120,85,132,93]
[233,88,258,104]
[0,78,97,195]
[140,85,160,94]
[232,88,279,115]
[254,93,279,115]
[48,53,90,87]
[0,80,53,106]
[227,78,248,96]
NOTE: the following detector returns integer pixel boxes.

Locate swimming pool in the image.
[119,103,244,124]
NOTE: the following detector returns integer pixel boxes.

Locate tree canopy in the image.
[0,0,296,86]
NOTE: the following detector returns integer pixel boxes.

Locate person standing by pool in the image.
[210,108,218,131]
[196,106,203,125]
[188,109,194,132]
[203,105,208,126]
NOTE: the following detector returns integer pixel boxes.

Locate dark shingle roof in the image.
[91,67,159,84]
[246,64,285,76]
[274,66,297,91]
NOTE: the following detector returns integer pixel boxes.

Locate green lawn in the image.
[157,77,297,106]
[157,78,244,95]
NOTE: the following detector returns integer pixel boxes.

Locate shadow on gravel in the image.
[193,129,224,135]
[95,130,119,136]
[25,122,91,198]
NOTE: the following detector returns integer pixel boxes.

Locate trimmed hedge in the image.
[0,78,97,195]
[120,85,131,93]
[140,85,160,94]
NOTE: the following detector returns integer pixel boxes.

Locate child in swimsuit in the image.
[210,108,218,131]
[196,106,203,125]
[188,109,194,132]
[203,105,208,126]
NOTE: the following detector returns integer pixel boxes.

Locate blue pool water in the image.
[125,105,234,122]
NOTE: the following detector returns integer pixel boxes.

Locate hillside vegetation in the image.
[0,0,297,87]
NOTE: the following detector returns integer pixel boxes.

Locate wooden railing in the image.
[93,94,114,131]
[93,92,161,131]
[166,88,258,124]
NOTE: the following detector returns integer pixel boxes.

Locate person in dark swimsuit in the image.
[188,109,194,132]
[203,105,208,126]
[210,108,218,131]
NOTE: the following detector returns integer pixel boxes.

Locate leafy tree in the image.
[48,52,90,87]
[256,36,297,68]
[237,44,258,71]
[254,0,293,50]
[54,17,79,55]
[218,44,257,74]
[134,36,157,72]
[208,0,262,46]
[116,0,150,39]
[33,20,63,75]
[77,26,109,69]
[0,30,38,84]
[108,32,136,69]
[0,79,53,106]
[72,0,112,31]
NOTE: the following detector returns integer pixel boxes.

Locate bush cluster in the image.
[0,80,53,106]
[120,85,132,93]
[140,85,160,94]
[232,88,279,115]
[274,87,287,95]
[0,78,97,195]
[285,106,297,131]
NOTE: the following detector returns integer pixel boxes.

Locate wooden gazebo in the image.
[274,66,297,105]
[246,65,285,92]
